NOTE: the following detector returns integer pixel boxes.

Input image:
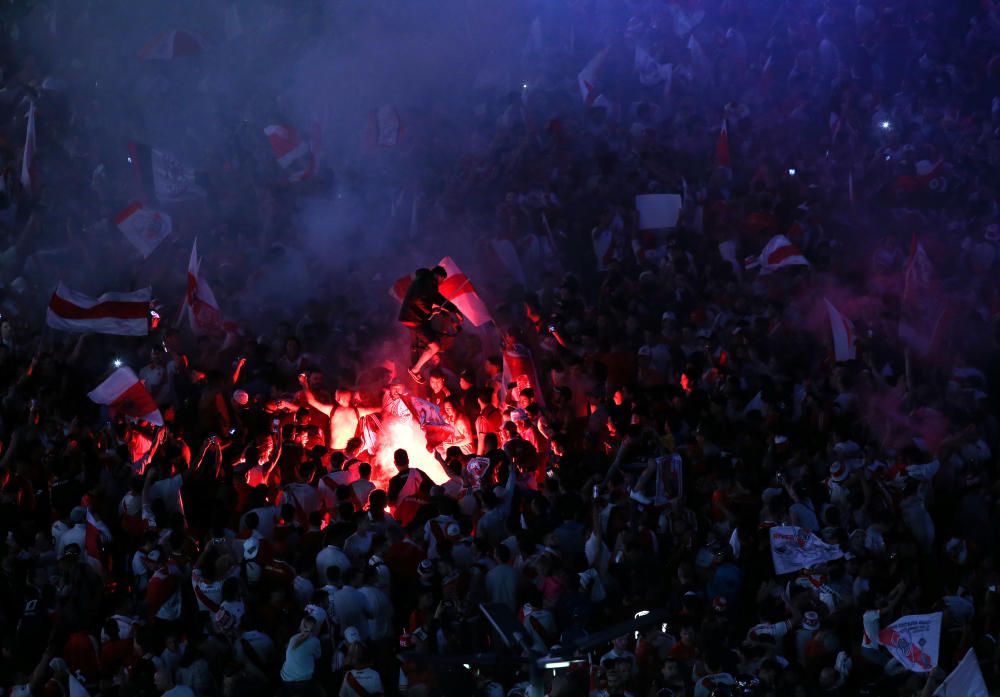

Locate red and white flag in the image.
[68,674,91,697]
[878,612,942,673]
[365,106,403,149]
[264,124,315,183]
[824,299,856,362]
[138,29,205,60]
[183,238,223,334]
[114,202,172,258]
[47,283,151,336]
[759,55,774,95]
[437,257,492,326]
[688,34,711,79]
[828,112,842,142]
[635,46,672,86]
[389,273,412,302]
[895,159,947,196]
[593,226,623,271]
[902,237,933,308]
[746,235,809,274]
[503,341,545,407]
[389,258,492,326]
[88,367,163,425]
[21,101,37,195]
[84,508,112,566]
[397,393,455,453]
[578,47,608,105]
[715,119,731,168]
[899,235,949,356]
[934,649,987,697]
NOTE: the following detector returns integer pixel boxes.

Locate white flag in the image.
[47,284,151,337]
[769,526,844,574]
[880,612,942,673]
[747,235,809,274]
[437,257,492,327]
[68,674,91,697]
[88,367,163,425]
[934,648,987,697]
[634,46,672,86]
[578,48,608,105]
[114,202,172,258]
[184,238,223,334]
[824,299,857,362]
[21,101,36,194]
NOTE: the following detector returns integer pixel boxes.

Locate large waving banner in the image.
[880,612,942,673]
[769,526,844,574]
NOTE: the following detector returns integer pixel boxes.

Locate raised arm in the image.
[260,436,283,485]
[134,426,167,475]
[297,374,333,417]
[231,356,247,386]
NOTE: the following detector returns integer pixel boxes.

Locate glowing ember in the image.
[373,418,450,490]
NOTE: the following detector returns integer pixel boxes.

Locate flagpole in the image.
[173,299,187,329]
[904,349,913,394]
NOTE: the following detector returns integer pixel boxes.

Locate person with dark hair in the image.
[399,266,464,383]
[475,387,503,455]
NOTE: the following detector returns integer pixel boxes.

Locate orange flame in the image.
[372,419,450,491]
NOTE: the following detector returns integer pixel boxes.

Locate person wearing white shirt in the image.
[475,465,515,547]
[54,508,87,559]
[279,482,321,526]
[340,663,384,697]
[316,539,352,581]
[236,629,274,677]
[485,544,518,611]
[146,470,186,518]
[240,505,278,540]
[333,569,369,641]
[359,568,393,641]
[344,518,374,563]
[280,617,322,685]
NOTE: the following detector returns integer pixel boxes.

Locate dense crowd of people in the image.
[1,0,1000,696]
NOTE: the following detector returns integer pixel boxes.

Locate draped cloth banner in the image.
[769,526,844,574]
[880,612,942,673]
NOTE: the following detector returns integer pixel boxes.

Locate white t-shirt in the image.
[360,585,392,641]
[139,364,167,400]
[316,545,351,583]
[242,506,278,539]
[191,568,224,612]
[238,630,275,667]
[162,687,196,697]
[56,523,86,558]
[340,667,384,697]
[149,474,185,517]
[332,586,368,640]
[244,463,271,489]
[131,551,151,591]
[585,533,610,578]
[293,575,315,608]
[280,635,321,682]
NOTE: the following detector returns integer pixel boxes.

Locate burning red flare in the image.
[372,418,450,491]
